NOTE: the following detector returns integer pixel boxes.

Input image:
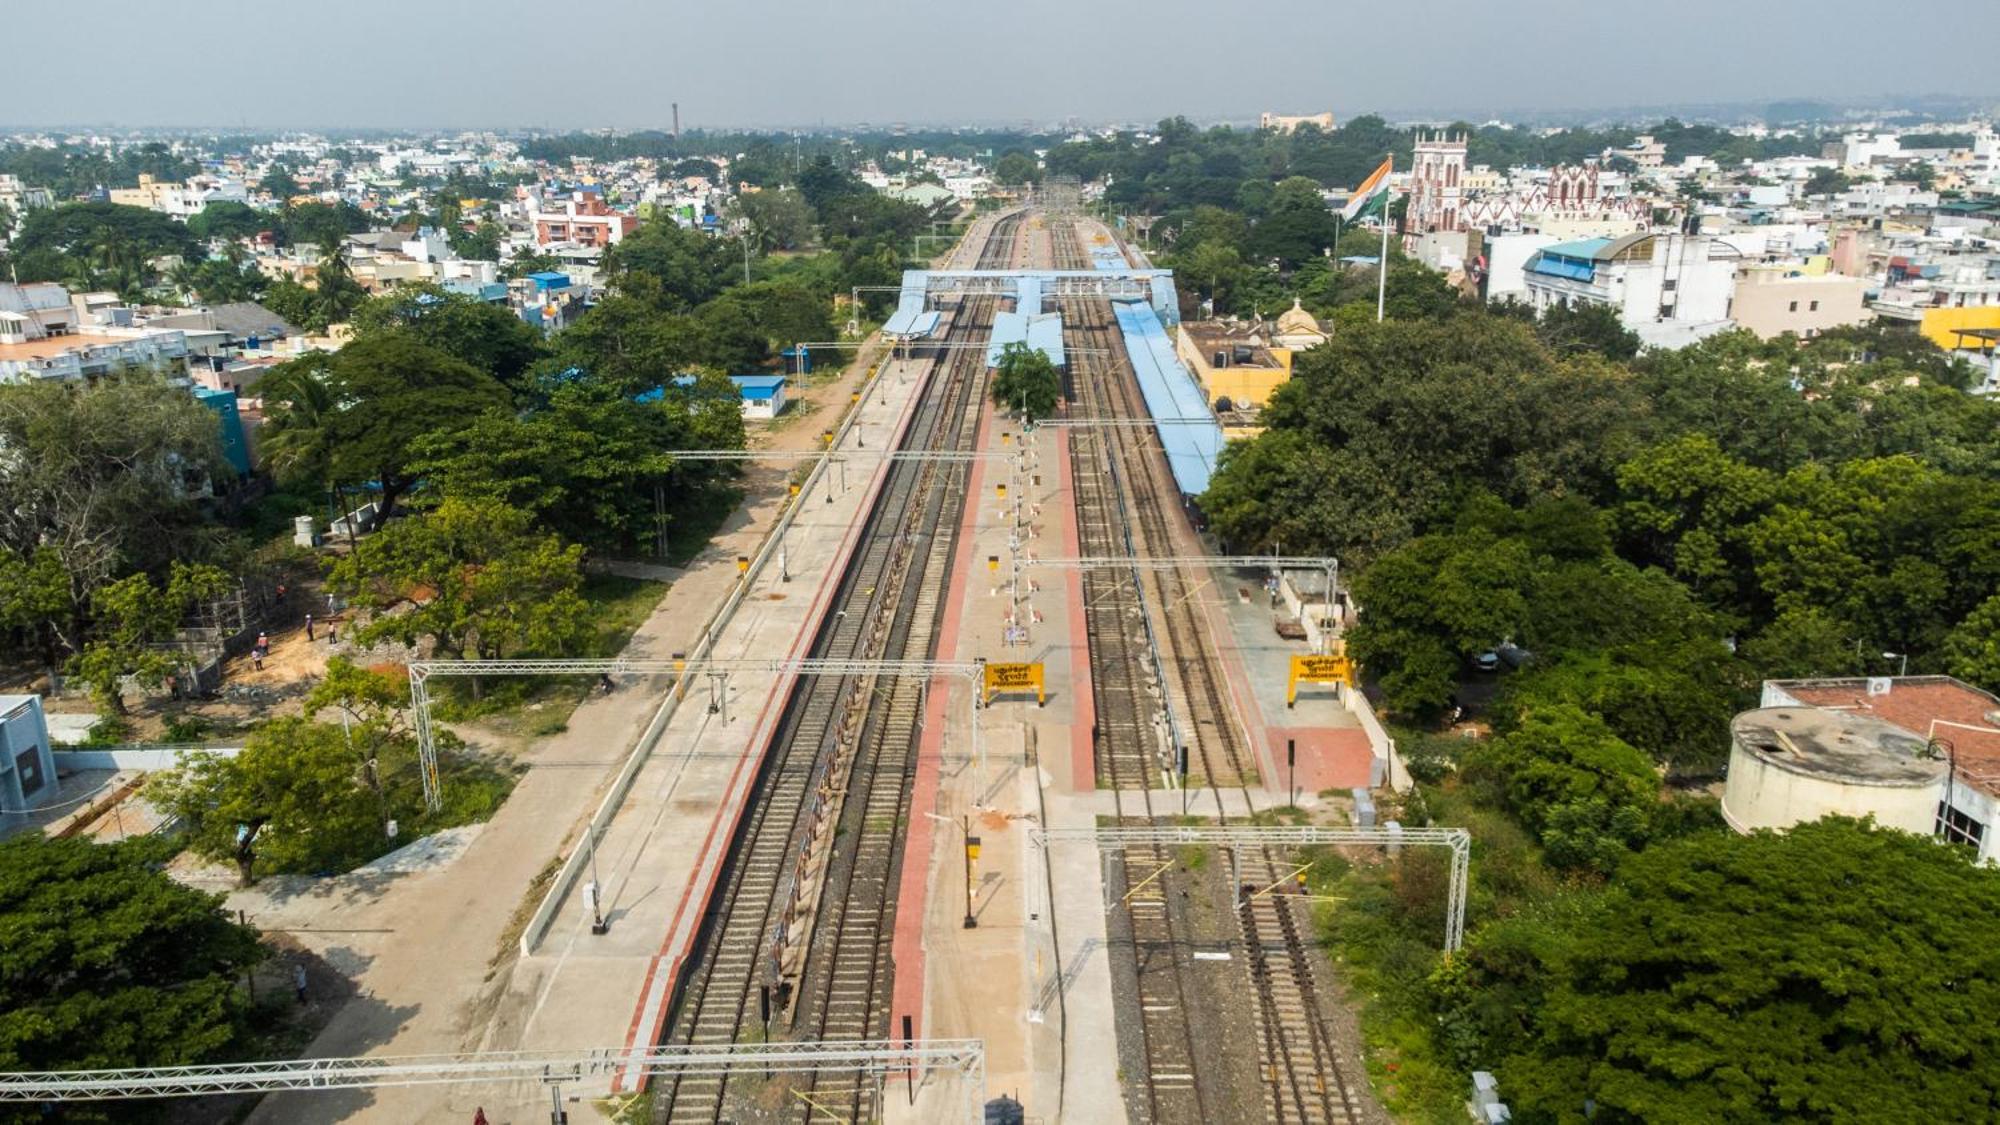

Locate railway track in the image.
[1050,219,1365,1124]
[651,212,1024,1125]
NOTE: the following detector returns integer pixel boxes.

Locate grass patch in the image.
[665,485,742,568]
[1301,781,1566,1121]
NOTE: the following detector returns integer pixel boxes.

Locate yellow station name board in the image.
[982,661,1046,706]
[1287,654,1353,707]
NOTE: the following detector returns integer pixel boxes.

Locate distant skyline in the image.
[8,0,1999,132]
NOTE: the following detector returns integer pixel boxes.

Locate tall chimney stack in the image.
[672,103,681,141]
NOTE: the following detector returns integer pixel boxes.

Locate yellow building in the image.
[1174,301,1329,437]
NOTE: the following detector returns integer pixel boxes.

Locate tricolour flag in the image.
[1341,157,1394,222]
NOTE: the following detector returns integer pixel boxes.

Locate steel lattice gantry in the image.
[407,658,990,809]
[1022,554,1340,644]
[0,1039,986,1121]
[1034,823,1471,952]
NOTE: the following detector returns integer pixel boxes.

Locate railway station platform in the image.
[883,385,1139,1123]
[450,346,955,1100]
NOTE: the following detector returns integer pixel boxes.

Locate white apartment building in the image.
[1519,232,1738,348]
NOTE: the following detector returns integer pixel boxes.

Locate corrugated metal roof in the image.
[1539,238,1612,260]
[1113,301,1223,497]
[1016,276,1042,317]
[987,311,1065,368]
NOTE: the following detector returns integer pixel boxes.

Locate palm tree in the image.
[256,356,340,487]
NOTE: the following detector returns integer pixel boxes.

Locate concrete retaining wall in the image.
[55,746,243,771]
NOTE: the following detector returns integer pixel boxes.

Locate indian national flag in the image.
[1342,157,1394,222]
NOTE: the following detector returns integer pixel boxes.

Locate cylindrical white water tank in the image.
[1722,707,1945,835]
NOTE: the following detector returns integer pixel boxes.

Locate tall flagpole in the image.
[1376,155,1393,323]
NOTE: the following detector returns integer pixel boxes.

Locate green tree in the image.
[1178,241,1248,310]
[603,216,740,312]
[1462,703,1661,873]
[993,150,1040,186]
[1455,819,2000,1122]
[1347,527,1532,718]
[259,167,302,200]
[0,373,224,656]
[990,341,1062,421]
[1741,606,1863,679]
[1206,315,1645,565]
[9,202,197,284]
[408,380,692,553]
[0,835,262,1076]
[259,335,509,518]
[325,496,592,674]
[1804,166,1854,196]
[1944,593,2000,691]
[734,187,814,252]
[448,219,504,261]
[151,718,390,883]
[280,200,371,248]
[347,283,544,389]
[187,200,274,243]
[305,239,367,329]
[66,563,231,714]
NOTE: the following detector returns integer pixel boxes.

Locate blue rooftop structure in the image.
[443,278,508,303]
[1015,276,1043,317]
[729,374,786,401]
[899,269,1181,329]
[1111,300,1224,497]
[987,311,1066,369]
[525,271,572,291]
[883,278,944,339]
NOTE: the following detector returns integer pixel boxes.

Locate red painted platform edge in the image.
[888,395,995,1043]
[615,359,934,1093]
[1054,428,1096,793]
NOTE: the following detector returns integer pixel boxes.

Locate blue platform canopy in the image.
[1112,301,1223,497]
[987,310,1066,369]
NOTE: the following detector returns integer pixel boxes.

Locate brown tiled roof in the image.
[1778,677,2000,792]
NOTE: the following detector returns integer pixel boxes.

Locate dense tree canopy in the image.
[1207,315,1645,565]
[0,835,261,1077]
[347,284,545,391]
[258,335,509,517]
[1443,819,2000,1122]
[0,374,224,660]
[325,496,591,667]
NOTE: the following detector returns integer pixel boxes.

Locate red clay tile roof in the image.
[1778,677,2000,793]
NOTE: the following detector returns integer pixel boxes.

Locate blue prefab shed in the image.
[728,374,789,420]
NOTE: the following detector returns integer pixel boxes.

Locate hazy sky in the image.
[9,0,1997,130]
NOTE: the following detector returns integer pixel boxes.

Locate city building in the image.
[107,172,249,218]
[0,695,56,816]
[1260,111,1336,134]
[1723,676,2000,865]
[1729,265,1872,339]
[1622,134,1667,170]
[0,282,80,340]
[1519,232,1739,348]
[1174,301,1327,436]
[1870,254,2000,350]
[531,189,638,248]
[1405,132,1469,241]
[512,270,589,333]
